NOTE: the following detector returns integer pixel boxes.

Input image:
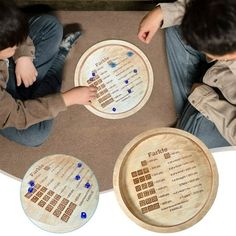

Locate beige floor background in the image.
[0,11,176,191]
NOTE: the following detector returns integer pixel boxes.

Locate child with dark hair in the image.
[138,0,236,148]
[0,1,97,147]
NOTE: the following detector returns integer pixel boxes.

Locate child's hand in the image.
[62,86,97,107]
[138,6,164,44]
[15,56,38,87]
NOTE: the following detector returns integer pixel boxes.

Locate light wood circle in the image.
[113,128,218,232]
[20,154,99,233]
[74,40,154,119]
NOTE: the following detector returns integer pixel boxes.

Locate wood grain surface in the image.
[75,40,153,119]
[113,128,218,232]
[20,154,99,233]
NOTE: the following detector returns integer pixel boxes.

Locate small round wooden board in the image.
[113,128,218,232]
[74,40,154,119]
[20,154,99,233]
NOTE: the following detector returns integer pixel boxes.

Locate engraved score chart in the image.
[20,154,99,233]
[74,40,154,119]
[113,128,218,232]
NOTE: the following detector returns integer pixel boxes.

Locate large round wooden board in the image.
[20,154,99,233]
[113,128,218,232]
[74,40,154,119]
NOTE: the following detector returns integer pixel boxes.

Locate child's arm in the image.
[0,62,97,129]
[138,6,163,44]
[62,86,97,106]
[158,0,187,28]
[13,36,37,87]
[13,37,35,61]
[188,70,236,146]
[0,87,66,130]
[138,0,187,44]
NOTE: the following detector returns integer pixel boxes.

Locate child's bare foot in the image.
[62,86,97,106]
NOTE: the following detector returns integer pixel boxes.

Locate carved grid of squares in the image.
[131,160,160,214]
[24,183,77,222]
[87,74,113,108]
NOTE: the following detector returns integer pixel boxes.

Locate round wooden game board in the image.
[113,128,218,232]
[74,40,154,119]
[20,154,99,233]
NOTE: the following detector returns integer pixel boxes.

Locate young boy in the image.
[138,0,236,148]
[0,1,97,147]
